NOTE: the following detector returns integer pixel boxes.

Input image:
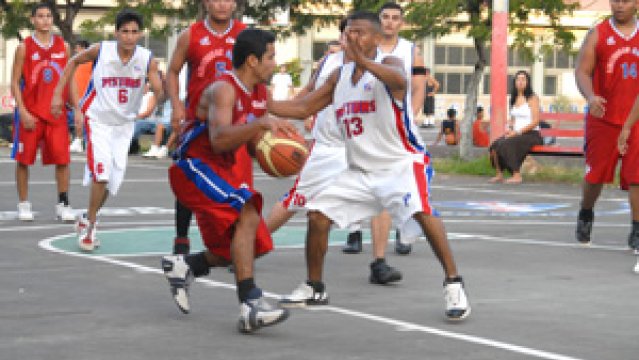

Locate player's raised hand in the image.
[587,95,606,118]
[618,127,630,155]
[343,30,365,65]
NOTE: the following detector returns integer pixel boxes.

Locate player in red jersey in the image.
[575,0,639,248]
[161,28,295,333]
[10,3,77,222]
[166,0,245,255]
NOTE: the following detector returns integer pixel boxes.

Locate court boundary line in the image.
[38,233,586,360]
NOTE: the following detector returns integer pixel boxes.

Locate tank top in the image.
[311,51,344,146]
[588,18,639,125]
[81,41,151,125]
[333,55,425,172]
[510,101,538,132]
[184,72,268,186]
[185,20,246,120]
[22,35,68,123]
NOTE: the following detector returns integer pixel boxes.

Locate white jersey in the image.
[333,56,425,172]
[311,51,345,146]
[380,38,415,121]
[81,41,152,125]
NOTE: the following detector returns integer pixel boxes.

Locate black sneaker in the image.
[369,260,402,285]
[394,230,412,255]
[343,230,362,254]
[575,210,594,245]
[628,229,639,250]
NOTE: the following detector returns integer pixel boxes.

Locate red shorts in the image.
[12,115,70,166]
[168,162,273,261]
[585,119,639,190]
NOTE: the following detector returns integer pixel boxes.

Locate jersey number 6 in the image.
[118,89,129,104]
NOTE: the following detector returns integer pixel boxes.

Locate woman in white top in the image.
[489,70,543,184]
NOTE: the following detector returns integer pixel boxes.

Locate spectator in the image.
[472,105,490,147]
[433,107,460,146]
[488,70,543,184]
[143,100,173,159]
[421,68,439,128]
[69,39,91,153]
[270,64,293,100]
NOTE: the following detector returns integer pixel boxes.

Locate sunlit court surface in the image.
[1,148,636,360]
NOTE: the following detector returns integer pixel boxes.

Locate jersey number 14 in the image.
[622,62,637,79]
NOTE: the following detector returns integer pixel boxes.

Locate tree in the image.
[0,0,85,44]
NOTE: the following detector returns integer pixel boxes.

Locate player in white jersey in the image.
[344,2,428,260]
[268,11,470,321]
[52,9,163,252]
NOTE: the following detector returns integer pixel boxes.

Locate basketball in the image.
[253,129,309,177]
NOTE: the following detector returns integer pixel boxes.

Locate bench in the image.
[529,112,584,157]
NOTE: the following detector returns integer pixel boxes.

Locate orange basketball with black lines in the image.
[254,130,309,177]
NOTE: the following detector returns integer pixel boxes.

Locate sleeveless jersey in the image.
[185,72,268,186]
[311,51,344,146]
[22,35,68,123]
[185,20,246,120]
[589,18,639,125]
[333,56,425,172]
[81,41,151,125]
[380,38,415,121]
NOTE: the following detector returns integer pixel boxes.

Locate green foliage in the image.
[0,0,37,40]
[283,58,303,87]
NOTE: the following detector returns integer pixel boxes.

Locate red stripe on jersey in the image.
[84,117,97,182]
[391,100,419,154]
[81,89,97,114]
[413,160,432,215]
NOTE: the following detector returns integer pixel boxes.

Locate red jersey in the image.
[185,19,246,120]
[589,19,639,125]
[22,35,68,123]
[185,72,268,187]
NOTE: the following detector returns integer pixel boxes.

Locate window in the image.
[447,73,462,94]
[544,49,575,69]
[544,75,557,95]
[464,47,478,66]
[313,41,329,62]
[435,73,445,93]
[483,74,490,94]
[435,45,446,65]
[448,46,463,65]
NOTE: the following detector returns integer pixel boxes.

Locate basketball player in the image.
[344,2,428,257]
[269,11,470,321]
[264,19,403,285]
[161,29,293,333]
[51,9,163,252]
[166,0,245,255]
[574,0,639,250]
[10,3,76,222]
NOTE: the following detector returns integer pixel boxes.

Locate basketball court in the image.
[0,147,636,360]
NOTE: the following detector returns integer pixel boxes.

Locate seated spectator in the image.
[472,105,490,147]
[433,107,460,146]
[488,70,543,184]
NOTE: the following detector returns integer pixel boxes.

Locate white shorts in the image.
[83,118,134,195]
[282,143,347,211]
[305,155,434,241]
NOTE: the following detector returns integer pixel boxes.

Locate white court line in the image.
[430,184,626,202]
[38,233,586,360]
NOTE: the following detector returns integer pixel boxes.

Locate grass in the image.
[432,155,586,184]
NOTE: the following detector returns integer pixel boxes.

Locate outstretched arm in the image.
[268,68,338,119]
[51,44,100,117]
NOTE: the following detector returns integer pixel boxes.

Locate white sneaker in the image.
[238,295,290,333]
[78,221,99,252]
[161,255,194,314]
[17,201,34,221]
[55,203,75,222]
[143,145,159,158]
[444,277,471,321]
[279,282,329,308]
[155,145,168,159]
[69,138,84,153]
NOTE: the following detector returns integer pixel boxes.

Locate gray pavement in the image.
[0,145,636,360]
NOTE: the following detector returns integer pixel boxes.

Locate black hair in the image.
[115,9,144,31]
[76,40,90,49]
[509,70,534,108]
[347,11,382,31]
[447,108,457,118]
[379,2,404,16]
[338,17,348,33]
[31,3,52,16]
[477,105,484,112]
[232,29,276,69]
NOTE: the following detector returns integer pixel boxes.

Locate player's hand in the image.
[618,127,631,155]
[343,31,365,65]
[258,115,298,136]
[50,94,64,118]
[171,102,185,134]
[587,95,606,118]
[20,109,36,130]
